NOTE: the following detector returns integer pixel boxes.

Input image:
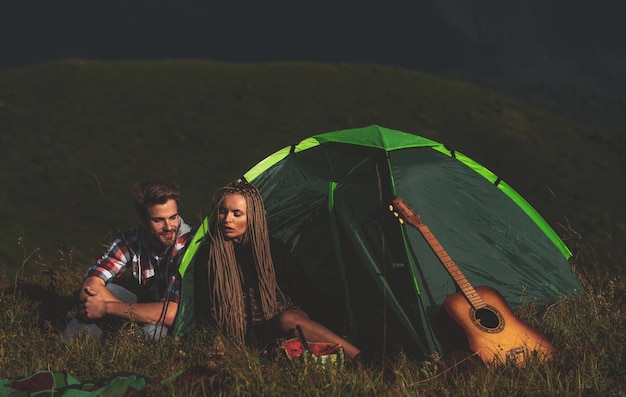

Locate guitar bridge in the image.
[505,346,526,361]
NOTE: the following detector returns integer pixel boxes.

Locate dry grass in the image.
[0,229,624,396]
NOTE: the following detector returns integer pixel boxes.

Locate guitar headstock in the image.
[389,197,423,228]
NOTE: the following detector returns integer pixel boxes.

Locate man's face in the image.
[142,198,180,250]
[218,193,248,243]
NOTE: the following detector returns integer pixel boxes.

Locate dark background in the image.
[2,1,626,97]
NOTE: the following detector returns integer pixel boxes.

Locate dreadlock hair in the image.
[206,180,288,344]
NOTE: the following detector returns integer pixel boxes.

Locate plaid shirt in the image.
[85,217,193,304]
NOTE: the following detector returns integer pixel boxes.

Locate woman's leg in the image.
[276,308,361,361]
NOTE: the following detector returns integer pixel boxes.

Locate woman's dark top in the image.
[193,237,296,346]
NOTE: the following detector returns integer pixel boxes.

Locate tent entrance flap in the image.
[327,180,357,342]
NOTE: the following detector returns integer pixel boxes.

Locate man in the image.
[62,181,194,341]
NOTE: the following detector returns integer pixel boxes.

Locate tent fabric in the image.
[174,125,580,359]
[172,217,209,337]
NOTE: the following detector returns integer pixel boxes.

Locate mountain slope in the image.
[0,59,623,271]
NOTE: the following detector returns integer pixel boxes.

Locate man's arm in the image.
[81,285,179,327]
[78,276,119,302]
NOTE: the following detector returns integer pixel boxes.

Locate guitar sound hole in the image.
[476,308,500,329]
[471,305,505,333]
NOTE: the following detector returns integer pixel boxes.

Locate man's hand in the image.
[78,277,121,320]
[81,286,108,319]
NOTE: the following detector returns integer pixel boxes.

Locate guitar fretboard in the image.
[415,223,486,310]
[391,198,486,310]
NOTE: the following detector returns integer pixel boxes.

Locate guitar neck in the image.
[415,223,486,310]
[391,198,486,310]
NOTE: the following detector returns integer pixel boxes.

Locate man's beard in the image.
[150,228,178,250]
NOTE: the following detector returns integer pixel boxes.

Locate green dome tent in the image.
[174,125,580,359]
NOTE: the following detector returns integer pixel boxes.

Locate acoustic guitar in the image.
[389,197,554,366]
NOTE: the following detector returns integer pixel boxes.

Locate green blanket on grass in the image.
[0,370,151,396]
[0,366,223,396]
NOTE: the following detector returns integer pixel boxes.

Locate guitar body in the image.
[443,285,554,366]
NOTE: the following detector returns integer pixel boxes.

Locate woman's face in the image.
[218,193,248,243]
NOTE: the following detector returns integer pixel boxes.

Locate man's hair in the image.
[132,181,181,218]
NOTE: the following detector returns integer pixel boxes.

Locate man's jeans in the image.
[61,283,169,342]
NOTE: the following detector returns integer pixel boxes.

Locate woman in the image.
[194,180,362,362]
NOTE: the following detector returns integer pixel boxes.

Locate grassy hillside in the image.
[0,59,624,275]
